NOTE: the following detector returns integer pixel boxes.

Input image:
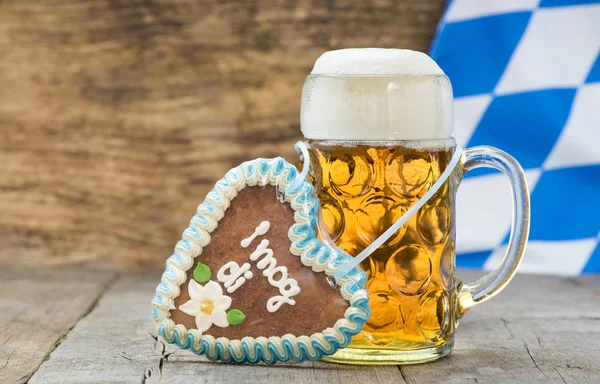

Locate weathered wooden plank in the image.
[28,271,165,384]
[399,271,600,384]
[401,316,600,384]
[28,271,600,383]
[161,358,406,384]
[0,0,446,269]
[28,269,404,384]
[0,266,117,384]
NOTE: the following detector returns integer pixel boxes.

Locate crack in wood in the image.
[158,352,172,376]
[565,363,583,370]
[0,346,19,372]
[523,343,545,378]
[500,318,516,339]
[535,333,543,347]
[553,367,567,384]
[398,365,409,384]
[141,368,152,384]
[148,331,158,342]
[145,330,171,379]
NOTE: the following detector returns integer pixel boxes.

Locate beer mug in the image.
[300,49,530,364]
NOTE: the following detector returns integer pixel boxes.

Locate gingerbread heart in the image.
[151,157,370,363]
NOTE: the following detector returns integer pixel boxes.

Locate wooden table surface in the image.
[1,266,599,384]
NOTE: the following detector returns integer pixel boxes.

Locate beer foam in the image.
[311,48,445,76]
[301,49,454,140]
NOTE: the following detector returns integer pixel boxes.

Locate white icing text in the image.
[218,220,301,313]
[217,261,254,293]
[249,239,301,312]
[241,221,270,248]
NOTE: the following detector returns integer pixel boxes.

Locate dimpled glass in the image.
[305,140,530,364]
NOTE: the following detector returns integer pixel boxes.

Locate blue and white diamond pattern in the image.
[430,0,600,275]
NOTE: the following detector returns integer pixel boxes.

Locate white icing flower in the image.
[179,280,231,332]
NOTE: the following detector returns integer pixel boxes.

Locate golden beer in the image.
[301,49,530,364]
[306,140,457,360]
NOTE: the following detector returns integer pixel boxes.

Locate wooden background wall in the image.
[0,0,445,269]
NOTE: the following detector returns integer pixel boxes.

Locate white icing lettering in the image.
[260,258,277,276]
[250,240,275,268]
[217,261,253,293]
[267,266,287,286]
[225,221,301,311]
[248,239,300,312]
[278,279,301,297]
[267,295,296,313]
[240,221,271,248]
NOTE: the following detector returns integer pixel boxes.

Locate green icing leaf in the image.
[193,262,211,283]
[227,309,246,326]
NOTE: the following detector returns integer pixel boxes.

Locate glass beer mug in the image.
[300,49,530,364]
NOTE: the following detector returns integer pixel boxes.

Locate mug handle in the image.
[456,146,531,317]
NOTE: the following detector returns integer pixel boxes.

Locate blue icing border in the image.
[151,157,370,364]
